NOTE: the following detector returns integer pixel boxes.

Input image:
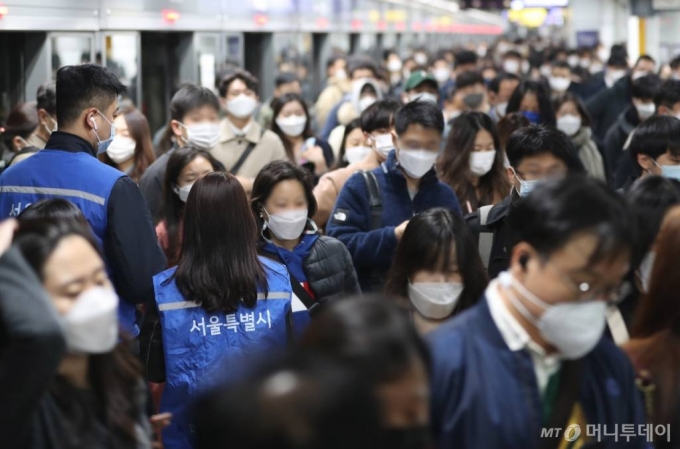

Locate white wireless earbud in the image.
[90,116,98,131]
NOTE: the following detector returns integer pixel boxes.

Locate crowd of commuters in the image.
[1,36,680,449]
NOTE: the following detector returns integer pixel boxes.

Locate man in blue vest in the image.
[0,64,166,339]
[429,176,647,448]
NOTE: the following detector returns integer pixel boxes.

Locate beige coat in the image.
[315,77,351,129]
[211,118,287,179]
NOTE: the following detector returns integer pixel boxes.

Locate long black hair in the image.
[270,93,314,162]
[506,80,556,127]
[251,160,318,241]
[385,208,488,317]
[161,145,223,265]
[438,112,511,210]
[171,172,268,313]
[13,219,143,449]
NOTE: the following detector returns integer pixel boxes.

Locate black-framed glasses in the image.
[547,260,631,305]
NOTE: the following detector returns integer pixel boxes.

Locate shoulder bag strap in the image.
[258,250,320,315]
[539,359,584,449]
[360,170,383,231]
[230,128,265,176]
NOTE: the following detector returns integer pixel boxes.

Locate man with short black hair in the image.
[612,79,680,188]
[213,69,286,179]
[548,60,580,98]
[466,125,584,278]
[670,55,680,80]
[431,176,646,448]
[622,116,680,190]
[327,101,461,292]
[604,74,662,184]
[402,71,439,104]
[488,73,520,122]
[0,64,166,338]
[27,82,57,149]
[501,50,523,76]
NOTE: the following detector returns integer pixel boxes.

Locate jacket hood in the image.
[350,78,384,115]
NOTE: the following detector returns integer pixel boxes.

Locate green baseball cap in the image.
[404,71,439,91]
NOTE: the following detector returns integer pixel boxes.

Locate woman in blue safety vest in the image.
[153,172,293,449]
[251,160,360,335]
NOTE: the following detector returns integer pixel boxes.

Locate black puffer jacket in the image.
[303,235,361,302]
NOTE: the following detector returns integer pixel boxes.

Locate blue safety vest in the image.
[154,256,292,449]
[0,149,140,334]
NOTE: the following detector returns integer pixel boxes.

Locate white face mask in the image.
[358,96,377,112]
[181,122,220,150]
[469,150,497,176]
[335,69,348,81]
[408,282,463,320]
[495,102,508,118]
[503,59,520,75]
[276,115,307,137]
[549,76,571,93]
[398,148,438,179]
[173,182,194,203]
[387,59,403,73]
[635,102,656,120]
[567,55,579,68]
[638,251,655,293]
[433,67,451,84]
[597,47,610,63]
[227,94,259,119]
[579,58,591,69]
[606,69,627,87]
[345,145,371,164]
[589,62,604,74]
[106,135,136,164]
[371,133,394,158]
[557,114,582,136]
[409,92,438,104]
[414,53,428,66]
[62,287,119,354]
[499,271,607,360]
[539,65,552,78]
[265,208,308,240]
[44,114,58,135]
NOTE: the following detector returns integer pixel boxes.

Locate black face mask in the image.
[463,92,484,109]
[383,426,432,449]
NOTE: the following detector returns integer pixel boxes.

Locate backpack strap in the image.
[605,304,630,345]
[230,128,266,176]
[478,205,494,270]
[360,170,383,231]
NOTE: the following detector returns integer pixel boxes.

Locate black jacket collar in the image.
[45,131,97,157]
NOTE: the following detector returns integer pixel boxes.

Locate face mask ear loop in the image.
[304,218,319,235]
[260,208,274,243]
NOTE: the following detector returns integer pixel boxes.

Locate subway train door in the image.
[243,32,275,101]
[0,32,48,122]
[140,32,193,136]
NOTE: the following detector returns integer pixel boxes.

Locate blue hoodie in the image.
[326,151,461,291]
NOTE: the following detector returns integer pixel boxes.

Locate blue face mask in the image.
[654,159,680,180]
[511,167,543,197]
[92,111,116,154]
[521,110,541,124]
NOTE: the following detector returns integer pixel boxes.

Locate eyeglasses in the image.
[546,259,631,305]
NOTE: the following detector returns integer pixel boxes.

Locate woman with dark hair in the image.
[299,298,431,446]
[624,206,680,447]
[9,219,151,448]
[271,93,334,177]
[1,101,39,164]
[152,172,293,449]
[333,118,370,169]
[506,80,556,127]
[99,109,156,183]
[438,112,511,212]
[252,160,360,332]
[554,92,605,181]
[386,208,488,334]
[155,146,223,266]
